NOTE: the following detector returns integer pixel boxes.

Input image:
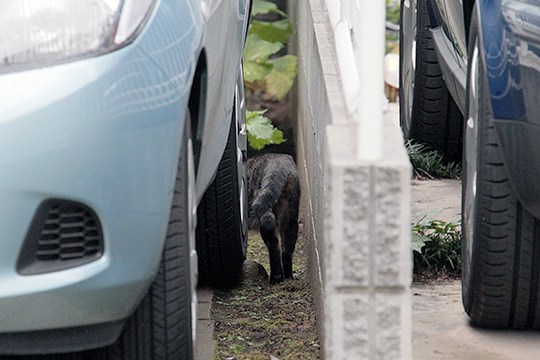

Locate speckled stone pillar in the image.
[292,0,412,358]
[324,123,412,360]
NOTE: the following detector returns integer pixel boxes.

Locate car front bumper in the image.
[0,0,201,335]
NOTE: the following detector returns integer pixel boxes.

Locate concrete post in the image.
[293,0,412,358]
[355,0,385,160]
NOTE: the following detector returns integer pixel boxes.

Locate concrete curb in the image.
[195,287,215,360]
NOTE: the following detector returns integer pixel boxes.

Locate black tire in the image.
[462,10,540,329]
[196,112,248,288]
[101,119,196,358]
[399,0,462,162]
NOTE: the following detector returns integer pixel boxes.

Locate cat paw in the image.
[269,272,284,284]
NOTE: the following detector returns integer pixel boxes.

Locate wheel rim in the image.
[236,69,248,255]
[463,42,480,288]
[401,0,417,131]
[187,137,198,346]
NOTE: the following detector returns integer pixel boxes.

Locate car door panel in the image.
[196,0,249,198]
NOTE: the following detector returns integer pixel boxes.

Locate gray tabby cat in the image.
[248,153,300,284]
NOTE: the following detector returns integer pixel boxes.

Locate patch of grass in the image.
[212,230,320,360]
[406,141,461,179]
[413,219,461,278]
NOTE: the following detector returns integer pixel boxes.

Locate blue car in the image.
[401,0,540,329]
[0,0,250,357]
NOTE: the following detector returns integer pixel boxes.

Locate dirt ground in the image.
[211,229,320,360]
[413,280,540,359]
[412,180,540,359]
[411,179,461,224]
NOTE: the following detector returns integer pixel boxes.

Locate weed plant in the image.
[413,219,461,277]
[212,231,320,359]
[243,0,296,151]
[406,141,461,179]
[243,0,297,100]
[386,0,400,24]
[385,0,399,53]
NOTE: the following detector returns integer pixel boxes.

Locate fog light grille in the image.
[18,199,104,275]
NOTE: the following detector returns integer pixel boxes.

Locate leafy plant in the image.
[243,0,298,100]
[386,0,400,24]
[251,0,286,17]
[406,141,461,179]
[385,0,400,54]
[246,110,285,150]
[412,219,462,276]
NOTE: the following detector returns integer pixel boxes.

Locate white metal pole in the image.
[325,0,341,28]
[356,0,385,160]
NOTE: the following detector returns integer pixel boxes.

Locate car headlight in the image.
[0,0,156,73]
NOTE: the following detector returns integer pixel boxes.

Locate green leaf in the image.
[249,19,293,44]
[246,109,266,121]
[243,61,272,83]
[251,0,287,17]
[243,33,283,63]
[264,55,298,99]
[412,234,430,254]
[246,110,286,150]
[271,125,286,144]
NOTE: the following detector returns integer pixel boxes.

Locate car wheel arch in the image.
[188,50,208,173]
[463,0,476,41]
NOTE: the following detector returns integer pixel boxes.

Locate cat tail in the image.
[251,171,288,232]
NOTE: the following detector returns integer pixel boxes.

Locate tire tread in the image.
[463,40,540,327]
[196,117,247,288]
[399,0,463,162]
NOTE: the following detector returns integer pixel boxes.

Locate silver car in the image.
[0,0,250,357]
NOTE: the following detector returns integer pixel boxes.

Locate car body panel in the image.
[0,0,249,338]
[435,0,467,60]
[479,0,525,120]
[427,0,540,219]
[196,0,250,200]
[429,0,468,111]
[431,26,467,112]
[486,0,540,218]
[0,2,200,332]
